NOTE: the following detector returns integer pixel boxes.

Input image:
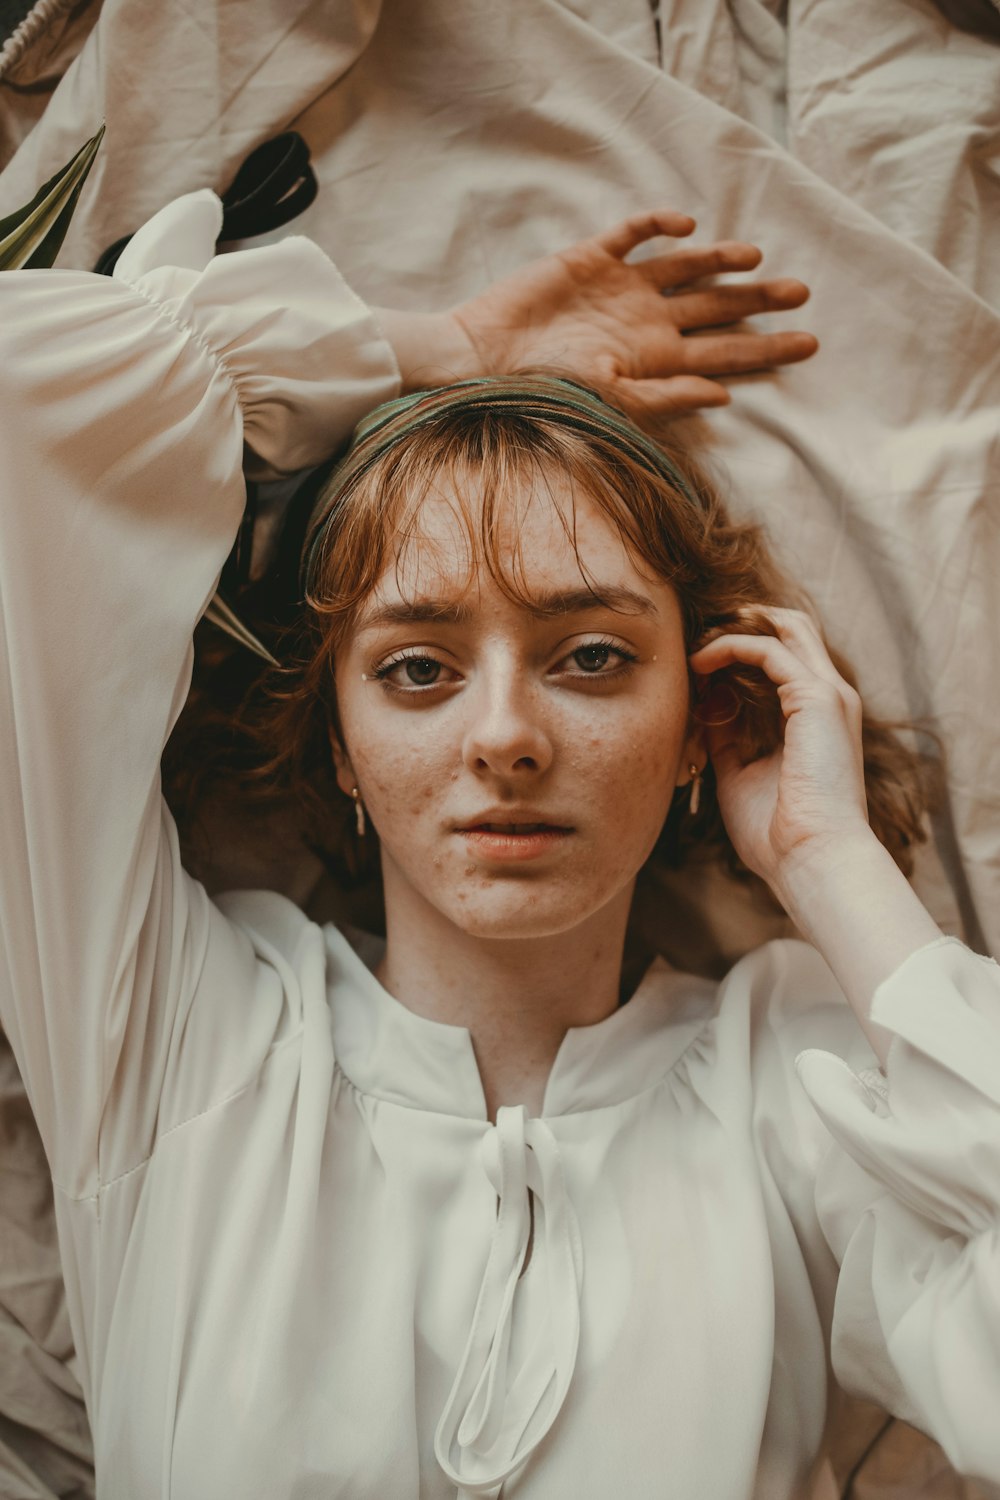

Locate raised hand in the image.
[690,607,943,1063]
[449,210,818,419]
[689,608,869,891]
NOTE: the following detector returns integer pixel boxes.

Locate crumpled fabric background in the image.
[1,1,998,1496]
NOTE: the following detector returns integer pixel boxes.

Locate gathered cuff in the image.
[793,938,1000,1482]
[114,190,402,475]
[795,938,1000,1239]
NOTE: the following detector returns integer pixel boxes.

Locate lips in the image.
[457,814,573,833]
[457,820,574,863]
[472,822,566,834]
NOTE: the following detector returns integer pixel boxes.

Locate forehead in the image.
[376,465,652,606]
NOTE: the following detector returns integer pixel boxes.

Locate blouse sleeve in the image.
[794,937,1000,1486]
[0,190,400,1201]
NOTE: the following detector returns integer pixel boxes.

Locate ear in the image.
[675,723,707,789]
[329,726,357,800]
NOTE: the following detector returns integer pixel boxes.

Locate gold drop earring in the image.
[688,764,702,817]
[351,786,366,838]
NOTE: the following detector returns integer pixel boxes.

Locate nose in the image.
[461,661,553,778]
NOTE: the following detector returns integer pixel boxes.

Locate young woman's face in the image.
[332,470,701,941]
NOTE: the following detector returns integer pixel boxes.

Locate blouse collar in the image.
[325,924,716,1120]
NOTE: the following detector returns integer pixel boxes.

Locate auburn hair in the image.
[162,387,932,906]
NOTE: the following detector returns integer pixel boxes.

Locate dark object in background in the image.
[93,129,318,275]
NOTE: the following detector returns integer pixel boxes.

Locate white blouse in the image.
[0,193,998,1500]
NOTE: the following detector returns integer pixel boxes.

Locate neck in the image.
[376,870,633,1121]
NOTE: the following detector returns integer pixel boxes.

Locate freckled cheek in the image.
[572,696,685,789]
[348,712,454,829]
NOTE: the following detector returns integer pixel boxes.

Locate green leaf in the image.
[0,123,105,271]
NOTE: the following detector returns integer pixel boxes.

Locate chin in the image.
[440,885,609,941]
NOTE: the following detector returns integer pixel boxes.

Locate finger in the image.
[679,330,819,374]
[737,607,842,687]
[690,632,855,729]
[615,374,731,417]
[595,210,697,260]
[742,608,863,723]
[692,617,855,708]
[637,241,764,287]
[668,279,810,331]
[689,632,812,688]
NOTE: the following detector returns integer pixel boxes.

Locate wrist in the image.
[771,827,884,931]
[371,308,480,393]
[771,830,941,1068]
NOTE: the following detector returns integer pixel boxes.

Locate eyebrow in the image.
[355,585,658,631]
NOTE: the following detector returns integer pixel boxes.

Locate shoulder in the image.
[212,886,329,978]
[209,892,384,1012]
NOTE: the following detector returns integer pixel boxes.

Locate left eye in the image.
[400,656,442,685]
[559,642,635,675]
[571,643,616,673]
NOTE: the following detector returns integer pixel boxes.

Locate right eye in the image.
[371,651,461,695]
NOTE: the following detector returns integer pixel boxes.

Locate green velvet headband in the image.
[299,375,702,597]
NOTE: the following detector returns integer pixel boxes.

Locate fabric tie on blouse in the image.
[434,1106,584,1497]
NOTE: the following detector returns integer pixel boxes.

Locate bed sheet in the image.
[1,2,998,1496]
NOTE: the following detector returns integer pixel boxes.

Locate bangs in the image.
[307,410,697,647]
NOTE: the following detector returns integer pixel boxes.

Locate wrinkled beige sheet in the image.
[1,1,999,1496]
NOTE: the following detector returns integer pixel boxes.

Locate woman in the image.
[0,189,997,1499]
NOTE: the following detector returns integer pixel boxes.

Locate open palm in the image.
[452,210,818,420]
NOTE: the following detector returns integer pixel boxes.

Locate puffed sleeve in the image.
[795,937,1000,1485]
[0,191,400,1200]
